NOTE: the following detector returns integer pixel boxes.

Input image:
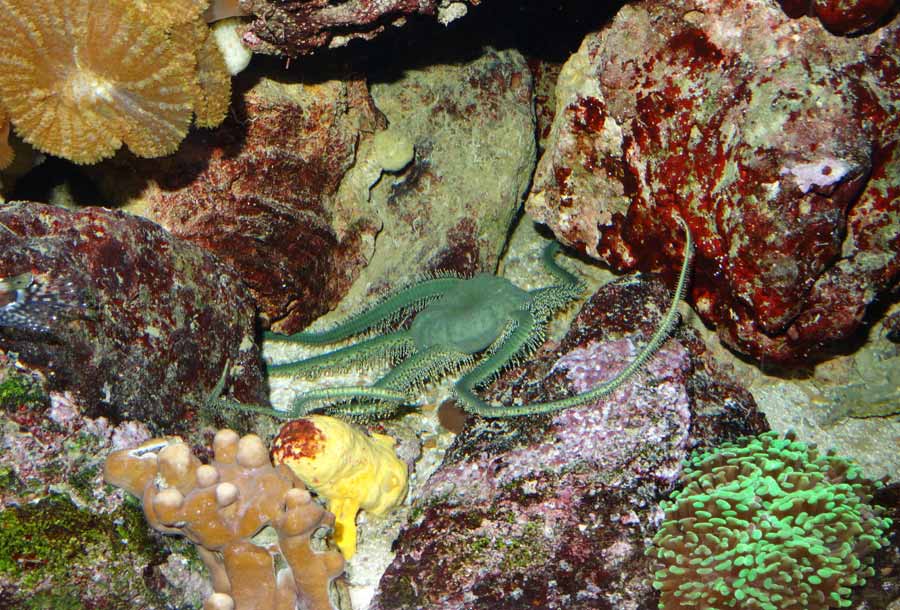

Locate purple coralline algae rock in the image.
[241,0,481,56]
[0,202,263,431]
[372,276,769,610]
[526,0,900,364]
[0,364,209,608]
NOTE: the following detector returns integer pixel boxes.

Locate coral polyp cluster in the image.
[649,431,892,610]
[0,0,232,164]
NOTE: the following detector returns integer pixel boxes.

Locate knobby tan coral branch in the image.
[104,430,345,610]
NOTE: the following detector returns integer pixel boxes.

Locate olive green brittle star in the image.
[236,218,693,421]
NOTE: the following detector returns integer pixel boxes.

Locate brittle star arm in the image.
[268,331,416,378]
[455,219,694,418]
[265,277,462,345]
[295,347,472,420]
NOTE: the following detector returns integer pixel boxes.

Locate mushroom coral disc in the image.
[0,0,198,164]
[0,108,12,170]
[134,0,211,28]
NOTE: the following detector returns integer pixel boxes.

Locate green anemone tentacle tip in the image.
[649,431,891,610]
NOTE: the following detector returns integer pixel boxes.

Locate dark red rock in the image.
[98,76,384,334]
[0,202,264,432]
[527,0,900,364]
[372,275,769,610]
[529,58,563,153]
[778,0,897,34]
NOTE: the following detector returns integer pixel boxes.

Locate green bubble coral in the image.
[648,431,892,610]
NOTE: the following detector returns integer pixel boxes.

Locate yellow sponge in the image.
[272,415,408,559]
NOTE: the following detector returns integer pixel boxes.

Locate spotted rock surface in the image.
[526,0,900,364]
[0,202,263,431]
[371,276,770,609]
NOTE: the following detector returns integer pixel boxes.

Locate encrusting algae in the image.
[0,0,233,164]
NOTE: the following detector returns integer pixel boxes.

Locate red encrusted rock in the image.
[372,276,768,610]
[98,76,385,333]
[527,0,900,364]
[779,0,897,34]
[241,0,481,56]
[0,202,264,432]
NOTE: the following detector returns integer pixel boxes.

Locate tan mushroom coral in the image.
[173,19,233,128]
[0,107,13,170]
[0,0,199,164]
[131,0,233,128]
[134,0,211,28]
[104,430,345,610]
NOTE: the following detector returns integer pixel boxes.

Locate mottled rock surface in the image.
[0,202,263,430]
[262,45,534,345]
[242,0,481,56]
[527,0,900,364]
[352,46,534,295]
[0,361,206,609]
[99,75,384,333]
[371,276,770,610]
[101,46,533,335]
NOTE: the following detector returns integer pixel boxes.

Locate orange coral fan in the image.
[0,0,199,164]
[0,107,12,170]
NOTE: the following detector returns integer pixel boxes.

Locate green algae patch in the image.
[0,492,167,604]
[0,371,46,412]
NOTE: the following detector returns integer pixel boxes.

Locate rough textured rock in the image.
[276,46,534,335]
[100,46,532,335]
[778,0,898,34]
[0,361,205,609]
[362,47,533,280]
[0,202,264,430]
[371,275,770,610]
[527,0,900,364]
[96,75,384,334]
[241,0,481,57]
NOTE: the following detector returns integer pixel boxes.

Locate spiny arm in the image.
[268,331,415,378]
[300,348,472,421]
[265,277,462,345]
[455,218,694,418]
[541,241,585,292]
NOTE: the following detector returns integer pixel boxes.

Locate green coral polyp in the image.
[648,431,891,610]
